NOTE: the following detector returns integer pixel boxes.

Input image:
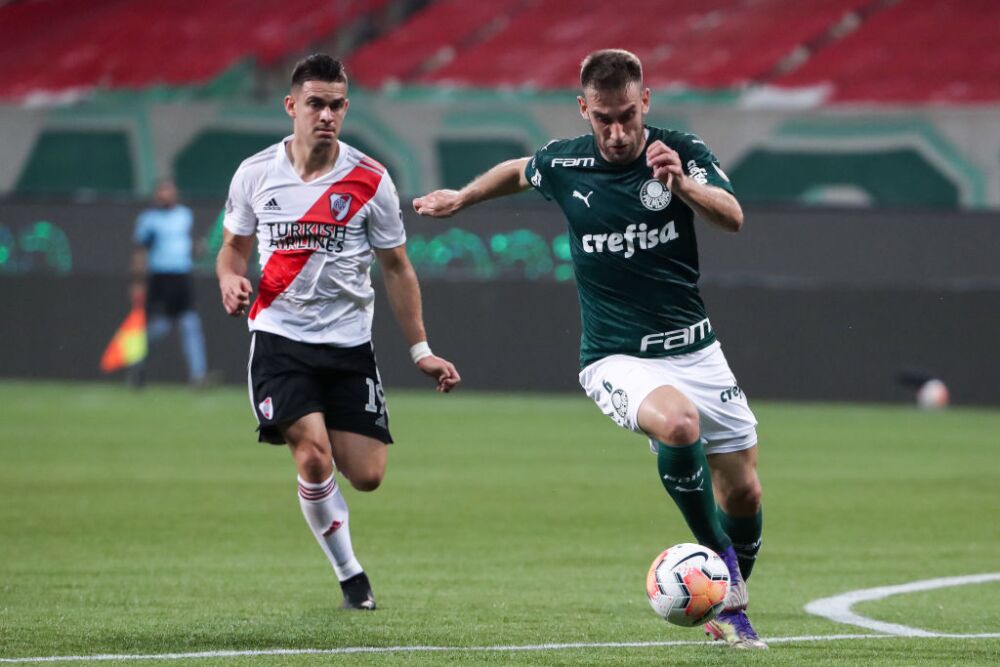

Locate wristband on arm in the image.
[409,341,433,364]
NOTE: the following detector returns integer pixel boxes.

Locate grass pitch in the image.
[0,381,998,665]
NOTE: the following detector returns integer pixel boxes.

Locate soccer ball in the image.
[646,543,730,627]
[916,379,949,409]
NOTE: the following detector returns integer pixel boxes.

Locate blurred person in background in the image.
[130,178,208,387]
[216,54,460,611]
[415,48,766,649]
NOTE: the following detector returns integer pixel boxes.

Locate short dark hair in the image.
[291,53,348,88]
[580,49,643,91]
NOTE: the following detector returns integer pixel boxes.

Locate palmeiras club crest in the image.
[639,179,671,211]
[329,193,353,222]
[611,389,629,418]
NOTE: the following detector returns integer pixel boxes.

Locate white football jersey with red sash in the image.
[223,137,405,345]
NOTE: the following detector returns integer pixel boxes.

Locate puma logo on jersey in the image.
[573,190,593,207]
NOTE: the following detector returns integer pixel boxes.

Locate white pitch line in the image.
[3,634,1000,664]
[804,572,1000,636]
[6,575,1000,665]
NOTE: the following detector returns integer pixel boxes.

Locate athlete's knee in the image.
[292,439,333,482]
[344,465,384,492]
[646,403,700,445]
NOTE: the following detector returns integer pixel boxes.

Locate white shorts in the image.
[578,341,758,456]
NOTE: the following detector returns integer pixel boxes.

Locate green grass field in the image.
[1,381,998,666]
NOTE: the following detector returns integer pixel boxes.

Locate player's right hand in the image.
[646,140,685,191]
[219,274,253,316]
[412,190,463,218]
[416,355,461,393]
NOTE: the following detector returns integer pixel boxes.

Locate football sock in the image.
[719,508,762,581]
[657,440,732,553]
[297,475,363,581]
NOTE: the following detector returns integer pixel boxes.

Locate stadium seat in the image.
[174,130,399,198]
[346,0,999,104]
[348,0,865,90]
[772,0,1000,103]
[0,0,387,100]
[174,131,288,198]
[436,138,531,189]
[16,130,134,195]
[348,0,502,87]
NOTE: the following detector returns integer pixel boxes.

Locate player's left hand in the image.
[416,355,461,393]
[413,190,463,218]
[646,141,686,191]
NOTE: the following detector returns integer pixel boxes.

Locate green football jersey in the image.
[524,126,735,368]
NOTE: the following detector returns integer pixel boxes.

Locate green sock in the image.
[656,440,731,553]
[719,508,762,580]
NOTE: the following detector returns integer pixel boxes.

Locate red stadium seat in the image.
[0,0,387,100]
[399,0,864,89]
[3,0,996,104]
[348,0,502,87]
[772,0,1000,104]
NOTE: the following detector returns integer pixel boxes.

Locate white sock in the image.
[297,475,363,581]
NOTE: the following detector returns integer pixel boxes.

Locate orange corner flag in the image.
[100,306,148,373]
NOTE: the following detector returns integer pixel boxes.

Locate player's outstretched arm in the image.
[216,229,255,316]
[413,157,532,218]
[646,141,744,232]
[374,245,461,393]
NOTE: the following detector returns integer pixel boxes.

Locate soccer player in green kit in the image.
[413,49,766,649]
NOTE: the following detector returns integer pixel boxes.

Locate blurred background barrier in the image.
[2,99,999,209]
[2,199,997,404]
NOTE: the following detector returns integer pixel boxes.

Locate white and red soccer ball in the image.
[916,379,949,409]
[646,543,730,627]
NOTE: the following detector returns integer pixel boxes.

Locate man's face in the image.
[578,83,650,164]
[154,181,177,207]
[285,80,349,149]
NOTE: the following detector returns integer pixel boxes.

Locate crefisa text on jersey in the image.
[265,222,347,252]
[581,221,680,258]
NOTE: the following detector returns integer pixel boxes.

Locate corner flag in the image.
[100,306,147,372]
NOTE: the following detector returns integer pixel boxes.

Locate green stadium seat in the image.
[175,130,399,198]
[437,138,530,191]
[174,131,285,198]
[16,130,134,195]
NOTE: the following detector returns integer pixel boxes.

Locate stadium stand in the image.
[772,0,1000,103]
[2,0,996,105]
[346,0,1000,105]
[0,0,387,101]
[347,0,505,86]
[349,0,870,89]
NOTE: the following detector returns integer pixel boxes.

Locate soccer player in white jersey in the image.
[216,54,460,610]
[415,49,766,648]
